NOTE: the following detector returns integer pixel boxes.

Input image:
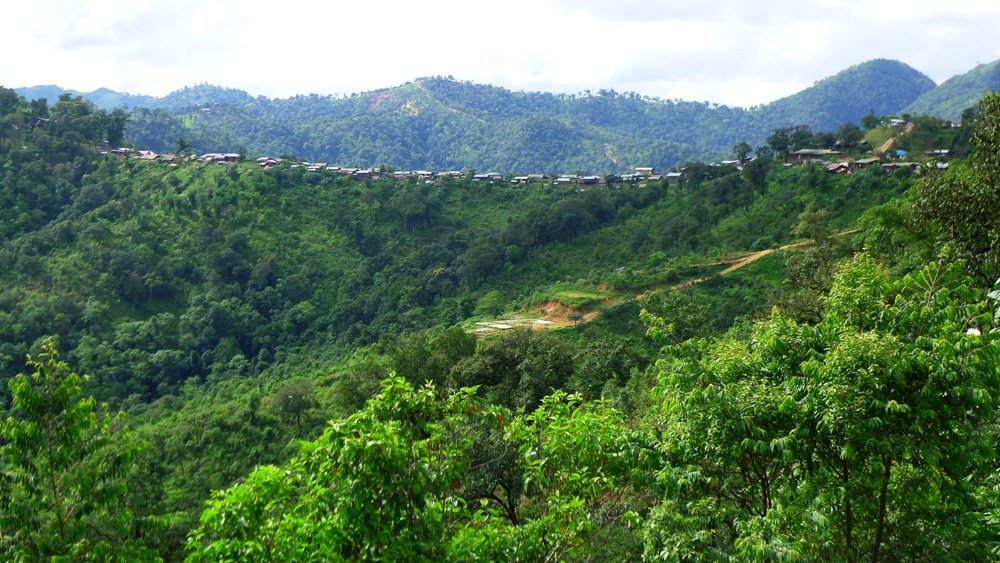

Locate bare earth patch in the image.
[471,230,861,335]
[368,93,392,111]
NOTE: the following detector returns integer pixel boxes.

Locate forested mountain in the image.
[14,84,155,110]
[122,80,749,174]
[17,58,937,173]
[3,83,1000,561]
[903,58,1000,119]
[4,91,910,408]
[759,59,935,130]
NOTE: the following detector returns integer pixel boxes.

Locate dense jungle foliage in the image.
[1,85,998,561]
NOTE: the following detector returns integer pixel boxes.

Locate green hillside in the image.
[120,60,932,173]
[903,59,1000,119]
[2,85,999,561]
[761,59,935,126]
[122,79,747,174]
[17,59,936,173]
[2,122,907,407]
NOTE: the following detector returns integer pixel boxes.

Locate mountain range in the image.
[14,58,997,173]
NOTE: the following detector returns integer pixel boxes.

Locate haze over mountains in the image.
[15,58,997,173]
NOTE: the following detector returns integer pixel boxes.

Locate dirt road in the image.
[473,230,860,334]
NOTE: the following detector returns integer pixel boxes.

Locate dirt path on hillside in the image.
[473,229,861,334]
[699,229,858,278]
[716,238,814,275]
[635,238,819,299]
[874,124,913,155]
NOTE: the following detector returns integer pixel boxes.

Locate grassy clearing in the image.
[525,282,614,309]
[864,127,899,151]
[724,250,787,285]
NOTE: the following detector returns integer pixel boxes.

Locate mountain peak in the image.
[156,84,259,108]
[903,58,1000,119]
[13,85,154,110]
[761,59,935,130]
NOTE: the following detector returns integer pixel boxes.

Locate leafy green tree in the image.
[782,207,845,322]
[271,377,316,427]
[861,111,879,130]
[0,87,20,116]
[175,137,191,156]
[916,92,1000,283]
[836,122,864,148]
[187,377,483,561]
[643,256,1000,560]
[766,127,791,156]
[0,87,23,153]
[188,378,653,562]
[374,327,476,389]
[48,94,99,148]
[449,328,573,411]
[459,237,505,287]
[789,124,814,151]
[569,337,641,402]
[640,288,714,345]
[741,156,770,193]
[0,338,159,561]
[733,141,752,162]
[0,112,22,153]
[104,108,128,147]
[454,392,654,561]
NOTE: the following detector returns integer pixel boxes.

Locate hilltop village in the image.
[106,147,673,185]
[104,136,954,187]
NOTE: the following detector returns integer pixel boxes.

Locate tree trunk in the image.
[843,457,854,560]
[870,456,892,563]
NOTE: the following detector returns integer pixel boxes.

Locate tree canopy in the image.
[0,338,158,561]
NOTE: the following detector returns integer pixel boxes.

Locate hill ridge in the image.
[13,58,943,173]
[903,59,1000,119]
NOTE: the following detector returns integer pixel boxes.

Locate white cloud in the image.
[4,0,1000,106]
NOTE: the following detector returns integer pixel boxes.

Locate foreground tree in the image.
[644,256,1000,561]
[188,377,477,561]
[916,92,1000,284]
[187,378,653,561]
[455,391,655,561]
[0,338,159,561]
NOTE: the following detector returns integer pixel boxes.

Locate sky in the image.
[5,0,1000,108]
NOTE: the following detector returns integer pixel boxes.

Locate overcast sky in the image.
[6,0,1000,107]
